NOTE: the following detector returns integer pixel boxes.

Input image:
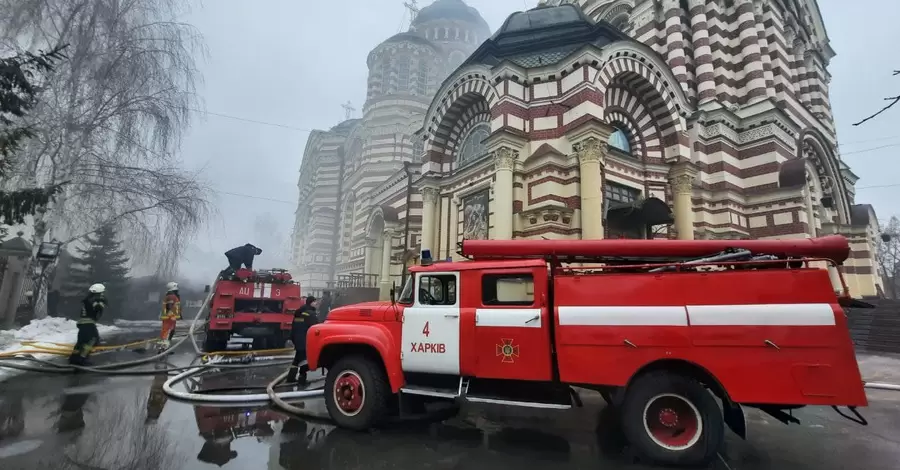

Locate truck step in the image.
[400,384,461,399]
[464,378,574,410]
[400,373,464,398]
[464,395,572,410]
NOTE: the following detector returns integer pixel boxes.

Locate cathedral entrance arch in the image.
[594,45,689,162]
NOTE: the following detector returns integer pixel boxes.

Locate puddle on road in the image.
[1,360,899,470]
[0,439,43,459]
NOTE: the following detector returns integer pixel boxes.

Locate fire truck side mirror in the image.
[389,282,397,305]
[204,284,211,293]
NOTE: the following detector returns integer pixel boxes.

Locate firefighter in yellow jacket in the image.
[159,281,182,349]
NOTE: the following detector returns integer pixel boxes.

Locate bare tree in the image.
[876,216,900,299]
[0,0,212,315]
[853,70,899,126]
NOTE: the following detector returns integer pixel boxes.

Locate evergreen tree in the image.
[0,46,68,224]
[61,224,131,320]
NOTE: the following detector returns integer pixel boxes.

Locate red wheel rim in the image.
[642,393,702,451]
[333,370,365,417]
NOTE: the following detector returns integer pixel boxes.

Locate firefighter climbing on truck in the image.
[304,237,870,467]
[222,243,262,277]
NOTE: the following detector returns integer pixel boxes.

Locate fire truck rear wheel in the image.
[325,355,389,430]
[621,371,724,467]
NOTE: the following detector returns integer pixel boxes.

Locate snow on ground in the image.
[0,317,122,382]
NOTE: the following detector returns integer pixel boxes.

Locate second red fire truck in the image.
[203,268,302,351]
[305,236,869,467]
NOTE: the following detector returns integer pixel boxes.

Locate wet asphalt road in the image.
[0,334,899,470]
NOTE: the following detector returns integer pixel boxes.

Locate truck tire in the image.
[620,371,724,467]
[203,329,227,352]
[324,355,389,430]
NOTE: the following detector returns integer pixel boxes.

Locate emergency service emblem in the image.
[496,338,519,364]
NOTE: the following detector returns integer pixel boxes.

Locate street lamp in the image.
[37,240,62,261]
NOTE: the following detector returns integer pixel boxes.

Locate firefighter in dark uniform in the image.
[68,283,107,366]
[287,295,318,385]
[223,243,262,275]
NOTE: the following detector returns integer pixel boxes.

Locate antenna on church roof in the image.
[341,101,356,120]
[404,0,420,24]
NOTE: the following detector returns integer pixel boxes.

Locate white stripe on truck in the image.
[555,304,836,327]
[686,303,836,326]
[558,306,688,326]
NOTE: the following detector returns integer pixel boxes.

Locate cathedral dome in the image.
[412,0,490,33]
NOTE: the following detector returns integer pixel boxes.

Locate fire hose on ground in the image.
[2,285,900,424]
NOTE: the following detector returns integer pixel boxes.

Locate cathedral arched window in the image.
[416,59,430,96]
[397,55,411,93]
[609,128,632,155]
[380,56,393,94]
[457,123,490,165]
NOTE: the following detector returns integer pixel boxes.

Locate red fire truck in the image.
[305,236,869,467]
[203,268,302,351]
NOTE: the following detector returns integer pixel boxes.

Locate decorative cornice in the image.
[521,204,574,227]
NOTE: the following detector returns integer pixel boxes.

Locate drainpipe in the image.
[401,161,413,286]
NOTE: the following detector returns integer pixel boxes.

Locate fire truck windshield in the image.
[397,276,414,304]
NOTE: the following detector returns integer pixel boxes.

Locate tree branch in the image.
[853,95,900,127]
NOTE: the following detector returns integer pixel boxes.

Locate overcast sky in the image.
[174,0,900,282]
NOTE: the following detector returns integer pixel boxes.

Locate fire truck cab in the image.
[306,236,868,467]
[203,268,302,351]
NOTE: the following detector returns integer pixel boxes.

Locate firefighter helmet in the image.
[88,283,106,294]
[166,281,178,292]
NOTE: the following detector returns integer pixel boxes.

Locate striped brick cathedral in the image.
[293,0,884,300]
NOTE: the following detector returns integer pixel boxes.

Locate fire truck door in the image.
[473,269,553,381]
[401,272,460,375]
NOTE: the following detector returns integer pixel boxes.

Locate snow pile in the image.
[0,317,122,382]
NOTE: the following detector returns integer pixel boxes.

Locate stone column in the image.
[448,197,460,259]
[736,0,765,105]
[492,147,516,240]
[661,0,690,99]
[668,163,699,240]
[363,237,378,275]
[574,137,606,239]
[420,186,440,256]
[379,231,394,300]
[688,0,715,104]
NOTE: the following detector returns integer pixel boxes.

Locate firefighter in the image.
[159,281,182,349]
[286,295,318,385]
[68,283,107,366]
[222,243,262,276]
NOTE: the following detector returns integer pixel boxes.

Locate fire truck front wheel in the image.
[324,355,390,430]
[621,371,724,467]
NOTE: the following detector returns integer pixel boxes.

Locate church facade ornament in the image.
[670,173,695,196]
[421,186,441,204]
[492,147,518,171]
[574,137,607,166]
